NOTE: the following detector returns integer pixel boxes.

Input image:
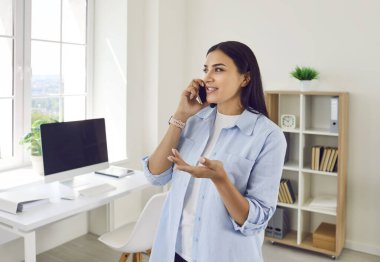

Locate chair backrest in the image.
[121,191,168,252]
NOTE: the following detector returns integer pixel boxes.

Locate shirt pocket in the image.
[219,152,255,193]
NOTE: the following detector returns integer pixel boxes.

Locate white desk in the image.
[0,170,150,262]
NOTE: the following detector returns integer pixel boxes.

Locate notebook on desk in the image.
[95,166,134,178]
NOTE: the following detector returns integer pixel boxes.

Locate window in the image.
[30,0,88,123]
[0,0,91,170]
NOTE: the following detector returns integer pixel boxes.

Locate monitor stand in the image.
[60,177,91,189]
[58,176,91,200]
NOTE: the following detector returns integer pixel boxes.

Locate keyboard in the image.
[78,183,117,197]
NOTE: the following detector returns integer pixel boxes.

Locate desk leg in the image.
[106,200,115,232]
[24,231,36,262]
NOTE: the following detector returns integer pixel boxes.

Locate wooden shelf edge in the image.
[265,90,348,96]
[301,233,342,257]
[265,230,297,246]
[265,231,341,257]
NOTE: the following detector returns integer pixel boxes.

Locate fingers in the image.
[168,149,222,179]
[187,79,204,100]
[199,157,220,171]
[167,148,187,166]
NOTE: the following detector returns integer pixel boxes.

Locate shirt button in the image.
[202,195,205,200]
[198,217,201,221]
[195,238,199,242]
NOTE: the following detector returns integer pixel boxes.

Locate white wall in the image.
[183,0,380,256]
[142,0,187,153]
[92,0,127,163]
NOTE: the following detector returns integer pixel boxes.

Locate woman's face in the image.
[203,50,248,113]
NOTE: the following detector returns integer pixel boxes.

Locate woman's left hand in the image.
[168,148,227,183]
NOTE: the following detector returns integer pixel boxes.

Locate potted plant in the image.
[20,119,58,175]
[290,66,319,91]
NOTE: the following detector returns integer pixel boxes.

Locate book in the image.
[326,148,335,172]
[330,149,339,172]
[280,180,290,203]
[315,146,324,171]
[311,146,316,170]
[278,179,286,203]
[322,147,332,172]
[277,190,283,203]
[319,147,328,171]
[285,179,296,204]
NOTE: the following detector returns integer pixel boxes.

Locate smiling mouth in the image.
[206,86,218,93]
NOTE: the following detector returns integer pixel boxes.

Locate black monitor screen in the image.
[40,118,108,176]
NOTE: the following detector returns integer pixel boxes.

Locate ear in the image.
[241,72,251,87]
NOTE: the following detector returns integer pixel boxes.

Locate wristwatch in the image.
[168,116,186,129]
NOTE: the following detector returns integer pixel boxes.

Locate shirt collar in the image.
[196,106,261,136]
[195,106,216,119]
[236,109,261,136]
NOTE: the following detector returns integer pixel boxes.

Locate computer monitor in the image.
[40,118,109,183]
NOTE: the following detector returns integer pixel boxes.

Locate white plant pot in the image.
[30,155,44,176]
[300,80,313,91]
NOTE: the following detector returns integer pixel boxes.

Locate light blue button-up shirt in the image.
[142,106,287,262]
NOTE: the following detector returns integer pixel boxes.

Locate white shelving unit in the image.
[264,91,349,258]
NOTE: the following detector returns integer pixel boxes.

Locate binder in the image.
[0,188,50,214]
[330,97,339,133]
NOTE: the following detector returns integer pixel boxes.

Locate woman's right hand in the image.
[174,79,209,121]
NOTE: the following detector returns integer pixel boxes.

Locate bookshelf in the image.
[264,91,348,258]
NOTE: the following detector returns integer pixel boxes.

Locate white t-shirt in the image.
[176,110,240,261]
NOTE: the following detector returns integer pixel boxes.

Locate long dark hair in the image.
[207,41,268,117]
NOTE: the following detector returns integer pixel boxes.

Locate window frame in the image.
[0,0,94,171]
[0,0,24,170]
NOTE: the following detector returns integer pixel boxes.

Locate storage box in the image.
[265,207,289,239]
[313,222,336,251]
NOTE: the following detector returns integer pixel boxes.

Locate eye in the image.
[203,68,208,73]
[215,67,224,72]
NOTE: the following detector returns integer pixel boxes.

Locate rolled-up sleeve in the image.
[141,156,173,186]
[230,129,287,236]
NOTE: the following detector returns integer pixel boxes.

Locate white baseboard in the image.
[345,240,380,257]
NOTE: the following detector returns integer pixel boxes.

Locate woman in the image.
[142,41,287,262]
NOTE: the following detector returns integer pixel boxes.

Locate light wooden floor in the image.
[37,233,380,262]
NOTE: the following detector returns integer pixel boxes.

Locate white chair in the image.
[99,192,168,262]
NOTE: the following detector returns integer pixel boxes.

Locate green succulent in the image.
[20,119,58,156]
[290,66,319,81]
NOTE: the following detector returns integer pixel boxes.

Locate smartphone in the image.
[197,85,207,104]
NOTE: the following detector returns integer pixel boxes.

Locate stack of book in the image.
[278,179,296,204]
[311,146,338,172]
